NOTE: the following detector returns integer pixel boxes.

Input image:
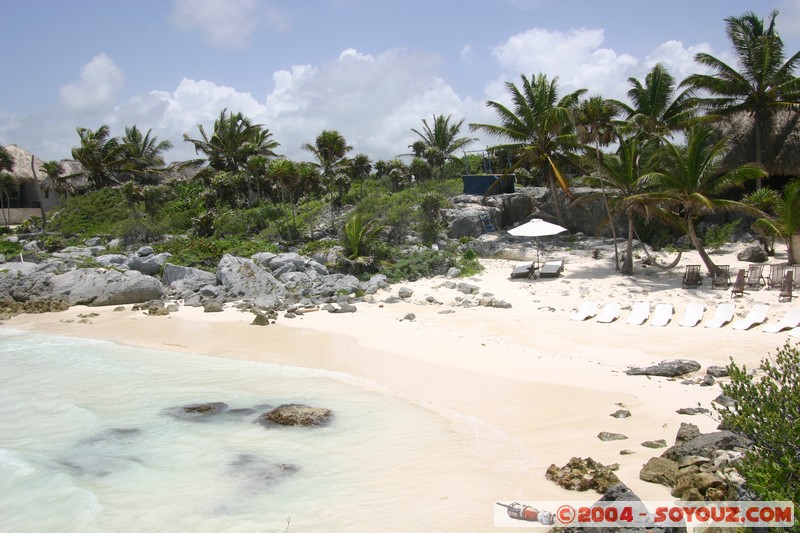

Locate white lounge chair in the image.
[731,303,770,330]
[627,301,650,325]
[596,302,621,323]
[570,301,598,321]
[650,303,674,327]
[704,303,736,328]
[762,309,800,333]
[789,327,800,338]
[679,302,705,327]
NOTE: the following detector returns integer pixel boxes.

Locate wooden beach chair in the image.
[731,303,770,330]
[779,270,794,302]
[704,303,736,328]
[538,260,564,278]
[730,269,747,298]
[596,302,621,323]
[744,264,765,289]
[650,303,674,326]
[679,302,705,327]
[710,265,731,289]
[627,301,650,325]
[762,308,800,333]
[510,261,536,279]
[681,264,702,289]
[765,264,787,289]
[570,301,598,321]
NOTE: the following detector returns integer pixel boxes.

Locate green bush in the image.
[379,249,455,283]
[48,188,129,236]
[703,220,740,253]
[154,236,280,270]
[717,342,800,520]
[0,240,23,257]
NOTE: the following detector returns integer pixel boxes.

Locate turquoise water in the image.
[0,329,533,532]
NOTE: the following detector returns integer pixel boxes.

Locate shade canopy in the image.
[508,219,567,238]
[508,219,567,271]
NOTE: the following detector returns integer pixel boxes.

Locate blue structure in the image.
[461,174,516,196]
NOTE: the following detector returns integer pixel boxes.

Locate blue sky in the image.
[2,0,799,164]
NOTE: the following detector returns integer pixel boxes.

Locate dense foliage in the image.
[718,343,800,524]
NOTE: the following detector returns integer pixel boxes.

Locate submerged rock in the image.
[257,404,333,427]
[227,454,299,492]
[162,402,229,421]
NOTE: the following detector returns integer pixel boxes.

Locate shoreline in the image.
[3,250,797,503]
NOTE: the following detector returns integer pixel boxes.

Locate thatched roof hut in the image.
[714,109,800,179]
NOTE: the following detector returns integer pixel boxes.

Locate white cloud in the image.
[170,0,262,49]
[59,53,124,112]
[491,27,638,99]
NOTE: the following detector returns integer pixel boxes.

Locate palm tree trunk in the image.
[686,217,719,276]
[595,141,619,270]
[622,212,634,275]
[546,169,565,227]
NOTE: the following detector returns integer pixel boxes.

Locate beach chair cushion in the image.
[510,261,536,279]
[570,301,598,321]
[538,260,564,278]
[731,303,770,330]
[762,309,800,333]
[650,303,674,326]
[704,303,736,328]
[596,302,621,323]
[627,301,650,325]
[679,303,705,327]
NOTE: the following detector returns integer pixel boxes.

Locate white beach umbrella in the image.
[507,219,567,268]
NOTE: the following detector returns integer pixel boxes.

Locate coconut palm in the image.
[681,10,800,187]
[574,95,622,269]
[119,125,173,184]
[646,125,767,276]
[0,172,16,227]
[582,131,662,275]
[411,115,477,180]
[469,73,586,227]
[302,130,352,224]
[71,125,124,189]
[267,158,300,237]
[338,212,384,274]
[751,180,800,264]
[348,153,372,196]
[41,160,74,200]
[614,63,697,140]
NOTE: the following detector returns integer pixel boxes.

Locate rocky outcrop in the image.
[625,359,701,378]
[546,457,621,494]
[216,254,284,300]
[736,246,767,263]
[257,404,333,427]
[49,268,166,306]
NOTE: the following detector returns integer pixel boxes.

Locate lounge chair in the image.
[681,264,702,289]
[539,260,564,278]
[650,303,674,326]
[627,301,650,325]
[596,302,621,323]
[510,261,536,279]
[744,264,765,289]
[710,265,731,289]
[730,269,747,298]
[765,264,787,289]
[731,303,770,330]
[570,301,598,321]
[789,327,800,338]
[704,303,736,328]
[779,270,794,302]
[762,308,800,333]
[679,302,705,327]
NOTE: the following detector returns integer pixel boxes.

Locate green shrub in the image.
[48,188,129,236]
[154,236,279,270]
[0,240,23,257]
[703,220,740,253]
[380,249,455,283]
[717,342,800,519]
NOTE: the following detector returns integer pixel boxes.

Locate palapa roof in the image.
[714,109,800,177]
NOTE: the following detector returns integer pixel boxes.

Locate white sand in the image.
[4,240,798,503]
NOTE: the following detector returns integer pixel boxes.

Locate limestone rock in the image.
[545,457,621,494]
[640,457,678,487]
[258,404,333,427]
[625,359,701,377]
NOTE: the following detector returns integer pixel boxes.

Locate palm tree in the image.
[348,153,372,196]
[751,180,800,264]
[614,63,697,140]
[646,125,767,276]
[119,125,173,184]
[71,125,123,189]
[411,115,477,180]
[41,160,73,200]
[302,130,352,224]
[338,212,384,274]
[681,10,800,187]
[0,172,16,227]
[267,158,300,237]
[575,95,622,269]
[583,131,661,275]
[470,73,586,227]
[184,109,279,173]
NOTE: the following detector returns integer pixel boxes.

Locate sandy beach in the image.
[4,239,798,506]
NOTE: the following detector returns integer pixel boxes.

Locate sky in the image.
[1,0,799,165]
